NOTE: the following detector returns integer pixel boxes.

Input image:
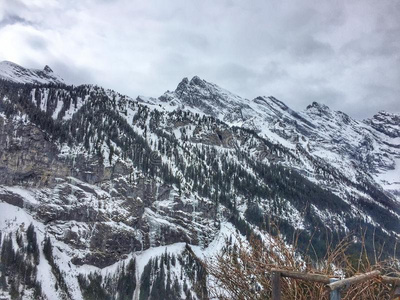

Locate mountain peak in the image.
[305,101,331,116]
[307,101,330,111]
[189,75,205,87]
[366,110,400,138]
[175,76,210,93]
[43,65,53,73]
[375,110,400,119]
[162,75,248,118]
[175,77,189,92]
[0,60,64,85]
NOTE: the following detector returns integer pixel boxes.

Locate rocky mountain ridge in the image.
[0,62,399,300]
[0,61,65,85]
[142,75,400,199]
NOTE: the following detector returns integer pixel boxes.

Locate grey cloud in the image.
[215,63,256,82]
[211,63,258,97]
[343,35,399,58]
[51,63,95,86]
[288,36,335,61]
[0,15,32,27]
[211,62,290,99]
[260,62,289,82]
[159,30,210,52]
[0,0,37,27]
[26,35,47,50]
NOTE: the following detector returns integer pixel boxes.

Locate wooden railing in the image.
[270,268,400,300]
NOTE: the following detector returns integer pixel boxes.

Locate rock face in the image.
[366,111,400,138]
[0,116,69,186]
[0,66,399,300]
[0,114,217,269]
[0,85,220,276]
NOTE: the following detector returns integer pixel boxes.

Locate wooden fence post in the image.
[328,270,380,291]
[329,278,340,300]
[272,271,281,300]
[392,285,400,299]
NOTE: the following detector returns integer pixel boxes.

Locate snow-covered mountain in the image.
[142,76,400,199]
[0,64,399,300]
[0,61,65,85]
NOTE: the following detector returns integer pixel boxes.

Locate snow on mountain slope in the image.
[140,76,310,147]
[366,111,400,138]
[0,61,65,85]
[0,63,399,299]
[364,111,400,197]
[150,76,400,199]
[0,196,212,300]
[303,103,400,197]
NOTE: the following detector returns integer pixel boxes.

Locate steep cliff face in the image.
[0,65,399,300]
[0,115,68,186]
[0,112,219,265]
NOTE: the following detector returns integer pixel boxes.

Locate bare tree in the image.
[207,225,399,300]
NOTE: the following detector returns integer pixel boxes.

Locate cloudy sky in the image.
[0,0,399,118]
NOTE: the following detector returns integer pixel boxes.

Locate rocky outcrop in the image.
[0,116,70,186]
[0,113,220,268]
[366,111,400,138]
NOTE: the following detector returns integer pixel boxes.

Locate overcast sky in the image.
[0,0,399,118]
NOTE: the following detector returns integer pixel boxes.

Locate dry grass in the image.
[206,225,399,300]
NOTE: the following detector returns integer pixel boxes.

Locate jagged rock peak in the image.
[175,76,208,92]
[375,110,400,120]
[366,110,400,138]
[0,60,65,85]
[43,65,53,73]
[305,102,332,116]
[369,111,400,126]
[189,75,206,87]
[176,77,189,91]
[306,101,330,111]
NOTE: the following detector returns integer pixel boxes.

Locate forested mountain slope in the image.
[0,62,399,299]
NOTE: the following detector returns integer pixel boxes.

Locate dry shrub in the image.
[207,225,399,300]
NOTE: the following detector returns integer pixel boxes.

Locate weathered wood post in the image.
[381,276,400,299]
[329,278,340,300]
[328,271,381,300]
[271,271,281,300]
[392,285,400,299]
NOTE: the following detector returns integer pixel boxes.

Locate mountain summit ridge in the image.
[0,60,65,85]
[155,74,400,198]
